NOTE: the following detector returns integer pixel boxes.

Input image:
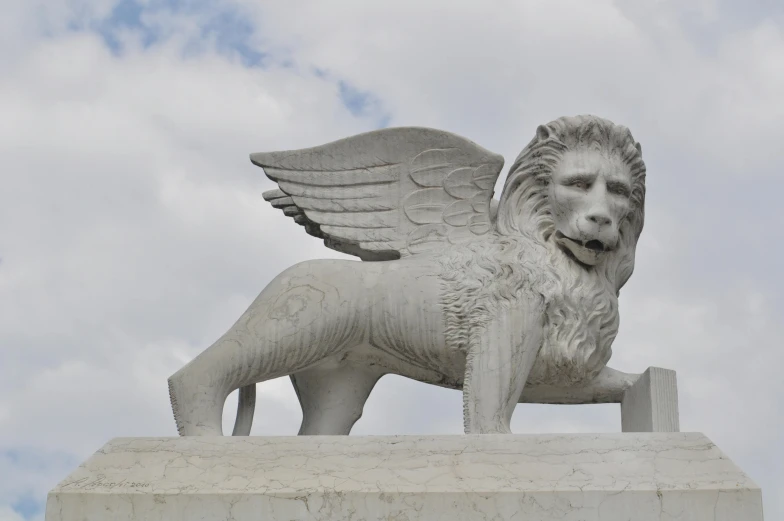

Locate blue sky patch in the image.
[338,81,390,128]
[12,495,41,520]
[75,0,269,67]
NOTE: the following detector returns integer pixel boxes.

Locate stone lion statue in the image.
[169,115,647,436]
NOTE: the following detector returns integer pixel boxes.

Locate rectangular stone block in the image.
[46,433,763,521]
[621,367,680,432]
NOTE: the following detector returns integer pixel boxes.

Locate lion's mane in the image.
[439,116,646,395]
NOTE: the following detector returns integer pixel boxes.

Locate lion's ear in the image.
[536,125,551,141]
[635,142,642,154]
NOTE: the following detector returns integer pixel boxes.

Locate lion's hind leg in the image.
[169,260,365,436]
[168,331,257,436]
[292,359,385,435]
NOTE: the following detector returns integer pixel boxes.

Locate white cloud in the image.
[1,0,782,518]
[241,0,784,176]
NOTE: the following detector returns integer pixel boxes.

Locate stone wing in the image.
[252,127,504,261]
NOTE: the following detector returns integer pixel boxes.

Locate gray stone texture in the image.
[622,367,680,432]
[45,434,763,521]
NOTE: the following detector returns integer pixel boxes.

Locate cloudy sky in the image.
[1,0,783,518]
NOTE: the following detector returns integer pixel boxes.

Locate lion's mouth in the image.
[584,239,607,252]
[554,231,611,251]
[554,231,613,266]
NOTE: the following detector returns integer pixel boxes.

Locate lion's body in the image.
[169,234,619,436]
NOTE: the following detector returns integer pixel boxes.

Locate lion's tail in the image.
[231,384,256,436]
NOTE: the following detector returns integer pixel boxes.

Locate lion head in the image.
[496,115,646,293]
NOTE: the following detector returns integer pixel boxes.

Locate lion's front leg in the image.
[463,301,544,434]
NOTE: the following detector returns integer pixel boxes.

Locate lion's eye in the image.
[569,180,590,190]
[608,183,630,197]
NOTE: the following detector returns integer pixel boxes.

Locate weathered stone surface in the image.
[46,434,763,521]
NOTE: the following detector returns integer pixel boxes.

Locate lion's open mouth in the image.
[554,231,613,266]
[584,239,606,252]
[554,231,611,252]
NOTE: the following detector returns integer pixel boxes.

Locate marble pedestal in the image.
[46,433,762,521]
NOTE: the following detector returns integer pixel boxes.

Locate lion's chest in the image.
[529,286,620,385]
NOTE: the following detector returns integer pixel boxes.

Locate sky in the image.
[1,0,783,519]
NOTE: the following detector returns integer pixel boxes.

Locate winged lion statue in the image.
[168,115,652,436]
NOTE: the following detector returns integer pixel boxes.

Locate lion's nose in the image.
[586,212,612,227]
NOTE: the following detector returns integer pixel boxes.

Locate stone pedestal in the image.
[46,434,763,521]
